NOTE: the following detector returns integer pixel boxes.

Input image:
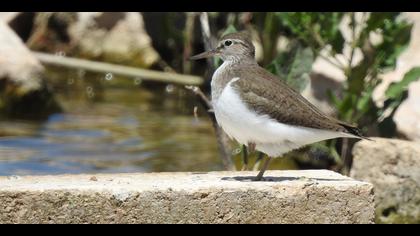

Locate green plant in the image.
[275,12,419,134]
[272,12,420,172]
[266,41,314,92]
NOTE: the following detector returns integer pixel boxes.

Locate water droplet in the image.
[87,91,95,99]
[77,69,86,79]
[55,51,66,57]
[105,73,113,81]
[67,78,74,85]
[232,148,242,155]
[7,175,21,180]
[166,84,175,94]
[134,77,142,85]
[167,38,175,47]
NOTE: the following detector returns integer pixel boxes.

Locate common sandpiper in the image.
[190,32,366,181]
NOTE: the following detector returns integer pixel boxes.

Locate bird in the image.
[190,32,366,181]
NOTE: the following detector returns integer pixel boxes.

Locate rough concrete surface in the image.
[0,170,374,224]
[351,138,420,223]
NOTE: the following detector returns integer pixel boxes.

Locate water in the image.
[0,68,223,175]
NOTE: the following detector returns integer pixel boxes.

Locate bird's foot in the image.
[253,176,265,181]
[253,156,271,181]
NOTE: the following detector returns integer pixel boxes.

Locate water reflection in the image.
[0,68,221,176]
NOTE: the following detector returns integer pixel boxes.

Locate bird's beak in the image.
[189,49,220,60]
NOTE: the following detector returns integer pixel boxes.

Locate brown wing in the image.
[231,65,363,137]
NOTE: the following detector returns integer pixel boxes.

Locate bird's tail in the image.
[339,122,372,141]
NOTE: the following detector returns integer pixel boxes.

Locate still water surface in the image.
[0,68,223,175]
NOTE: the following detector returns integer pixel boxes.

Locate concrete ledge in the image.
[0,170,374,224]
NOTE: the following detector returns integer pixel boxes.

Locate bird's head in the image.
[190,32,255,62]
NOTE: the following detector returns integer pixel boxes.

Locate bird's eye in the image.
[224,40,232,46]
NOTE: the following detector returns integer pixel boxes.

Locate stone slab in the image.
[0,170,374,224]
[351,138,420,223]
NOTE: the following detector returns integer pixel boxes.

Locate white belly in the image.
[212,78,352,157]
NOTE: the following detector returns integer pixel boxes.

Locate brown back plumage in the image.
[229,64,364,138]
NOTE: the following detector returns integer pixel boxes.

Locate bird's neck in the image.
[211,58,257,102]
[222,56,257,65]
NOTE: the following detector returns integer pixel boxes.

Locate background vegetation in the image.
[175,12,420,174]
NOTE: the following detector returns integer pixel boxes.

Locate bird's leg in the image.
[254,156,272,181]
[253,152,265,171]
[248,142,256,153]
[241,144,248,171]
[241,142,256,171]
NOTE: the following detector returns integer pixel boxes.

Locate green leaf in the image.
[267,42,314,92]
[276,12,345,54]
[338,94,356,121]
[377,67,419,123]
[347,61,369,94]
[374,20,413,70]
[366,13,400,31]
[221,24,238,36]
[385,67,420,99]
[326,89,340,107]
[286,47,314,92]
[325,12,345,54]
[330,32,345,55]
[353,86,376,122]
[357,87,374,112]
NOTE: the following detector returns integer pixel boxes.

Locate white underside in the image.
[212,78,356,157]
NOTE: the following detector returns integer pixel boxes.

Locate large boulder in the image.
[0,12,19,22]
[0,20,43,92]
[0,20,60,119]
[350,138,420,223]
[26,12,159,68]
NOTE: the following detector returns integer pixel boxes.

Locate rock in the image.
[0,20,43,92]
[302,72,343,117]
[0,170,374,224]
[27,12,159,68]
[350,138,420,223]
[0,12,20,23]
[0,20,60,118]
[0,12,35,41]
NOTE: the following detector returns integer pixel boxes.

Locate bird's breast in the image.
[212,77,279,145]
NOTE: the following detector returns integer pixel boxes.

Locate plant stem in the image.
[184,86,212,109]
[241,144,249,171]
[318,53,346,71]
[34,52,203,86]
[183,12,196,74]
[348,12,357,72]
[196,12,236,171]
[306,23,347,70]
[262,12,275,65]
